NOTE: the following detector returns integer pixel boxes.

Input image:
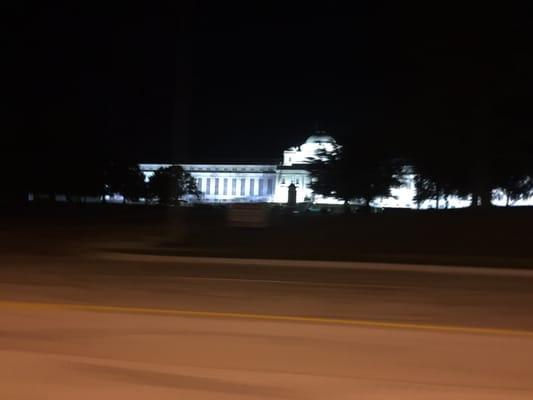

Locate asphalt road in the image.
[1,253,533,399]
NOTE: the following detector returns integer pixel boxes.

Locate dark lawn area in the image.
[1,203,532,268]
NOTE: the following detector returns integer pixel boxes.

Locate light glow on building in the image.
[139,133,533,208]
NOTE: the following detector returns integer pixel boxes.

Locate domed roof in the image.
[305,131,336,144]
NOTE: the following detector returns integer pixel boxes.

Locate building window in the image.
[232,178,237,195]
[205,178,211,195]
[249,178,255,196]
[197,178,202,192]
[258,179,264,196]
[223,178,228,195]
[281,178,285,184]
[214,178,219,195]
[240,178,246,196]
[267,178,273,195]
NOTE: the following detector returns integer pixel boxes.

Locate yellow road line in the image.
[1,300,532,338]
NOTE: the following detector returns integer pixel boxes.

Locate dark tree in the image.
[412,141,533,209]
[492,151,533,206]
[412,150,471,209]
[105,162,146,203]
[308,144,402,210]
[413,174,438,209]
[147,166,200,205]
[497,176,533,206]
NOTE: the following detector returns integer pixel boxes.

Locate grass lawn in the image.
[1,203,532,268]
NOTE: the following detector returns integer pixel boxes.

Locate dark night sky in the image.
[10,2,533,164]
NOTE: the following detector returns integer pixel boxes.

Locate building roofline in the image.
[140,159,279,166]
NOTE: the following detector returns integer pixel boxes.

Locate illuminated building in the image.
[140,132,533,208]
[140,132,338,205]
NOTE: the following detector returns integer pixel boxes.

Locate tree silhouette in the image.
[147,166,200,205]
[105,162,146,203]
[492,151,533,206]
[412,150,470,208]
[308,144,402,210]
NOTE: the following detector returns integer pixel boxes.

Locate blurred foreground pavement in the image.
[0,251,532,399]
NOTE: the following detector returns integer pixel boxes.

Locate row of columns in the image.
[195,175,275,198]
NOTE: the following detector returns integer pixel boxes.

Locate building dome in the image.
[305,132,336,145]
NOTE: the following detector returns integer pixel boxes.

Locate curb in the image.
[94,252,533,277]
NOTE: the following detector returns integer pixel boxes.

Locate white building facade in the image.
[140,133,337,205]
[141,163,278,203]
[140,133,533,208]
